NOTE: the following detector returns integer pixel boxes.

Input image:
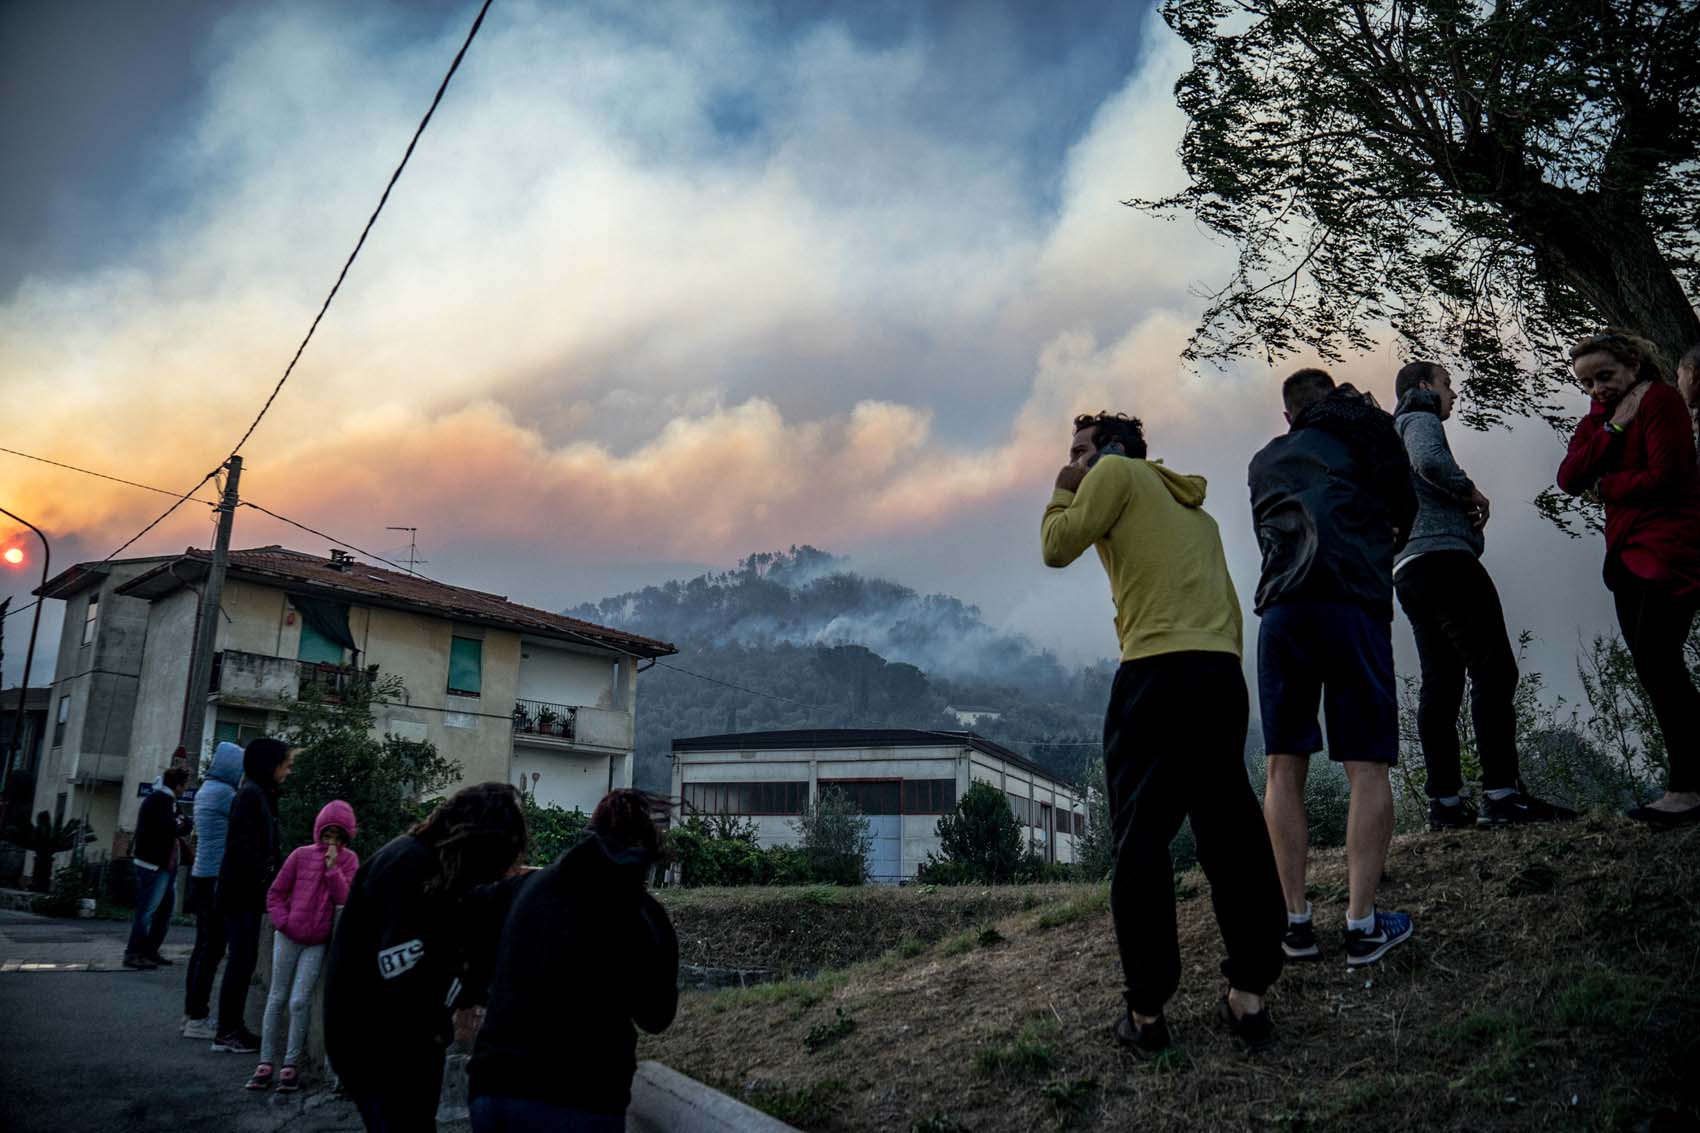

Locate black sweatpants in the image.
[1103,651,1285,1017]
[183,877,227,1020]
[217,908,262,1036]
[1612,569,1700,793]
[1394,551,1522,797]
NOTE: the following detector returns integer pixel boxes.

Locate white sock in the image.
[1346,908,1376,933]
[1287,903,1312,926]
[1436,795,1461,806]
[1485,788,1516,801]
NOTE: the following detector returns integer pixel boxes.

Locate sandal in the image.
[244,1064,274,1091]
[276,1065,300,1093]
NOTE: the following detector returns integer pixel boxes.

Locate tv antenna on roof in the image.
[385,527,428,575]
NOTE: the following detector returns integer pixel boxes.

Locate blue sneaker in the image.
[1344,909,1413,966]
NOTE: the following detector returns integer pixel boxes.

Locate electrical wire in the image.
[239,502,440,579]
[63,0,497,578]
[0,446,219,503]
[222,0,494,460]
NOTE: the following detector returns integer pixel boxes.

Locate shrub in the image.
[279,673,461,853]
[524,800,589,865]
[669,815,771,887]
[920,782,1024,884]
[791,786,871,885]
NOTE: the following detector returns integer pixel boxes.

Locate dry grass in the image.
[642,818,1700,1131]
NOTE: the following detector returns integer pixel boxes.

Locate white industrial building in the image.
[670,729,1087,883]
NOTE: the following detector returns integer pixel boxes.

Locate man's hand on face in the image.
[1055,463,1089,493]
[1467,486,1491,531]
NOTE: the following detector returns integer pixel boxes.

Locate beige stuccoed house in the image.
[30,545,676,863]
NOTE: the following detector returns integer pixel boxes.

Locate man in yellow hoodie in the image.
[1042,411,1285,1057]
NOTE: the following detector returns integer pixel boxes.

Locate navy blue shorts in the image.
[1257,601,1398,763]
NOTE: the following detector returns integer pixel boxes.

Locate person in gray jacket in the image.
[1392,362,1575,829]
[182,741,245,1039]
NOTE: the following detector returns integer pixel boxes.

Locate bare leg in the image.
[1263,754,1310,916]
[1343,761,1394,922]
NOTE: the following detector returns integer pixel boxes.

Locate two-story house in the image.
[31,545,676,861]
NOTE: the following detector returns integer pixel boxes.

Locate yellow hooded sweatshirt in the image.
[1041,456,1243,663]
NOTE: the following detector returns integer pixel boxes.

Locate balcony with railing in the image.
[211,650,374,706]
[512,699,633,750]
[512,699,578,744]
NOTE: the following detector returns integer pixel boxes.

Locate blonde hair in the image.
[1568,329,1673,386]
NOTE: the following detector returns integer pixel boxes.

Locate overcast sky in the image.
[0,0,1621,714]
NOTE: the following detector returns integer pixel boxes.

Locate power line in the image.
[223,0,494,459]
[73,0,497,575]
[240,502,439,579]
[652,660,822,709]
[0,446,219,503]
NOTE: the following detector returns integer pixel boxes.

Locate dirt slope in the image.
[641,818,1699,1131]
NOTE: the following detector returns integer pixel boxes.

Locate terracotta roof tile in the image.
[120,545,677,658]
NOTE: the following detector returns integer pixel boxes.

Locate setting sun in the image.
[2,548,23,565]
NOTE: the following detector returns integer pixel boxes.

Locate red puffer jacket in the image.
[1557,380,1700,596]
[266,800,360,946]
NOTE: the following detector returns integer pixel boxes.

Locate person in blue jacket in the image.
[182,742,244,1040]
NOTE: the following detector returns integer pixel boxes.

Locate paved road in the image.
[0,909,364,1132]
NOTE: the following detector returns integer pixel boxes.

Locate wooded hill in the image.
[567,548,1117,793]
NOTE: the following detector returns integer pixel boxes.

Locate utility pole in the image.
[0,508,50,833]
[180,457,242,764]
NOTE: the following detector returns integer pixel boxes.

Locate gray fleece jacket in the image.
[1394,388,1483,561]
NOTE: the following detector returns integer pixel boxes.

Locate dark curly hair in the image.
[1071,412,1148,459]
[591,789,672,867]
[410,782,527,895]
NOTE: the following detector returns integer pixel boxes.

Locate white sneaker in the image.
[182,1017,217,1040]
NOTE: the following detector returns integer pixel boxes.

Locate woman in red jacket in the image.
[1557,330,1700,827]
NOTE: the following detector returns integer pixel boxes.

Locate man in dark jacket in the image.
[212,737,293,1053]
[1393,361,1575,830]
[1249,368,1418,968]
[461,789,677,1130]
[125,765,191,969]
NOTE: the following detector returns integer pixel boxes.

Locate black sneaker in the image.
[121,954,158,970]
[1344,909,1414,966]
[212,1029,261,1054]
[1428,797,1476,831]
[1478,792,1577,827]
[1282,919,1320,961]
[1215,996,1277,1052]
[1626,801,1700,828]
[1113,1012,1173,1059]
[145,952,175,966]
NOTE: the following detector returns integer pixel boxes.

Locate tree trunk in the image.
[1507,184,1700,371]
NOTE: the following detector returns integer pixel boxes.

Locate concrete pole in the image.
[180,456,242,764]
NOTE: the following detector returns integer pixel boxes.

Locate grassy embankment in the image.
[647,819,1698,1131]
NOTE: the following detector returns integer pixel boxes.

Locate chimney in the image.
[329,549,353,572]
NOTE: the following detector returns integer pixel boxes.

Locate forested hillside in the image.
[567,548,1117,792]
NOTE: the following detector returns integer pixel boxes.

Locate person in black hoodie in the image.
[212,737,294,1053]
[1249,369,1420,969]
[462,789,678,1133]
[325,782,527,1133]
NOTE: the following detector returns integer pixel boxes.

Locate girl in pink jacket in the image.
[246,800,359,1093]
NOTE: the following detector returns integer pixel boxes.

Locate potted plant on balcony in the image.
[536,706,558,737]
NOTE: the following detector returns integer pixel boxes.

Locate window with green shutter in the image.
[448,636,482,696]
[298,620,345,664]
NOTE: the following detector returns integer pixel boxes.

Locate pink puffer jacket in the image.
[266,800,360,946]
